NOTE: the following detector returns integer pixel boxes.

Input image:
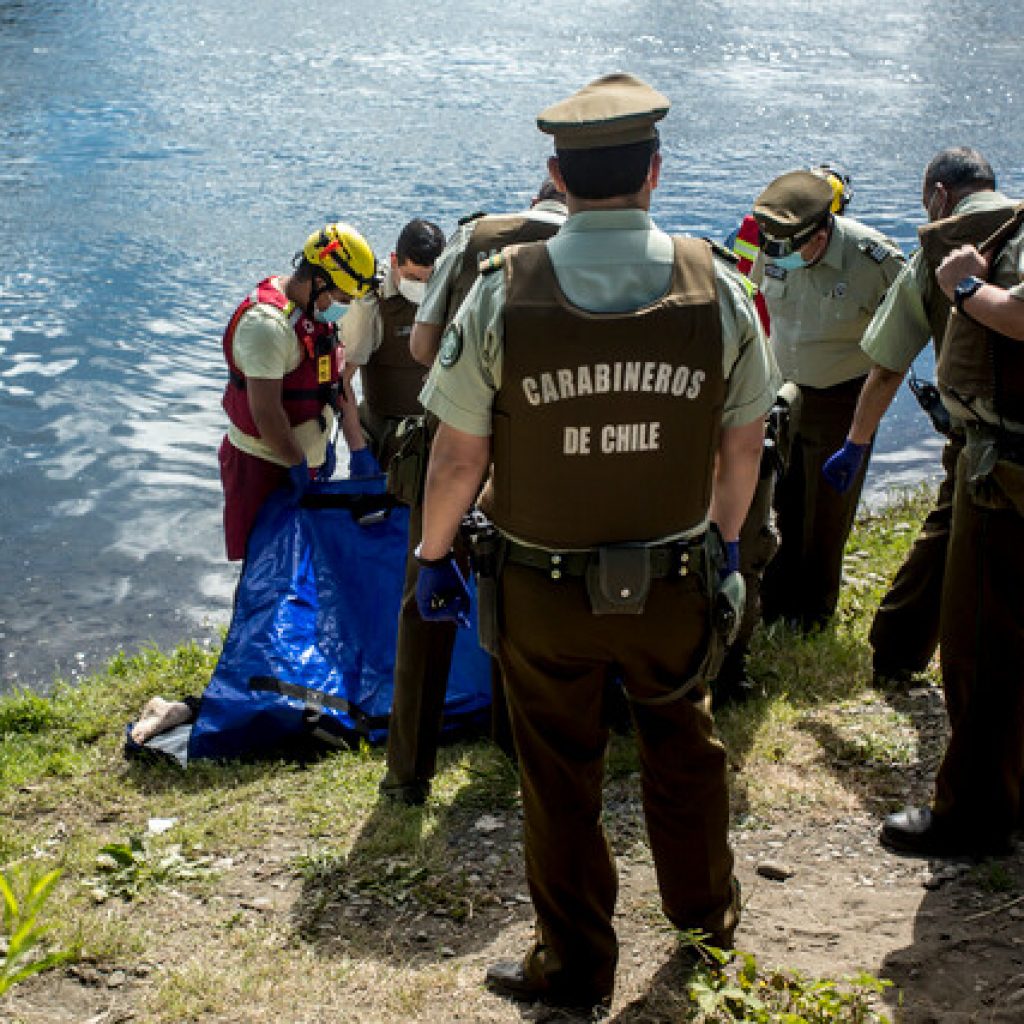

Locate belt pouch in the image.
[385,415,429,505]
[585,546,652,615]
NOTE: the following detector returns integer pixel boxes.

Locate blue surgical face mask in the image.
[769,250,808,272]
[314,301,348,324]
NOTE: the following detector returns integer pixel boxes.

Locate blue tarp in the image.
[187,477,492,761]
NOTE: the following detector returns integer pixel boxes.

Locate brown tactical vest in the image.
[359,292,425,418]
[491,237,725,548]
[444,213,562,326]
[918,199,1021,351]
[933,202,1024,421]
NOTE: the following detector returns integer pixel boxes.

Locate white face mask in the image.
[397,277,426,306]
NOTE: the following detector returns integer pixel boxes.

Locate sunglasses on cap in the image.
[761,216,829,259]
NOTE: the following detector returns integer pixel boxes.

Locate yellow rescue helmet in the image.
[811,163,852,215]
[301,223,377,298]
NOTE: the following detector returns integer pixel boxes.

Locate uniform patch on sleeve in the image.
[859,238,896,264]
[438,324,464,368]
[764,263,788,281]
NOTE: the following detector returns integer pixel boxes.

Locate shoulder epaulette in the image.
[478,251,505,275]
[458,210,487,227]
[858,237,901,264]
[704,238,740,266]
[764,263,788,281]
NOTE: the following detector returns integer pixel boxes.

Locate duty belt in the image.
[504,534,708,582]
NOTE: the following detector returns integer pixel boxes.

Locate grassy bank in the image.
[0,489,957,1022]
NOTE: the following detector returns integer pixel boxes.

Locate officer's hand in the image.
[415,551,471,627]
[822,440,869,494]
[285,458,311,504]
[721,539,740,581]
[349,447,381,479]
[316,441,337,482]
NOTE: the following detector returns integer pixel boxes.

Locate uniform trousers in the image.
[498,561,737,1000]
[381,499,465,797]
[761,376,872,628]
[868,433,962,675]
[932,449,1024,843]
[218,436,289,562]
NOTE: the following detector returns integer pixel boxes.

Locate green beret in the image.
[753,170,835,241]
[537,73,670,151]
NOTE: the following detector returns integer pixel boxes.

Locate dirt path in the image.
[6,789,1024,1023]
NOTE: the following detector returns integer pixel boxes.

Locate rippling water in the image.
[2,0,1023,690]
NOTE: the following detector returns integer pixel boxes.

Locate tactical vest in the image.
[935,202,1024,421]
[359,292,424,418]
[444,212,563,326]
[222,278,341,437]
[918,200,1020,351]
[491,237,725,548]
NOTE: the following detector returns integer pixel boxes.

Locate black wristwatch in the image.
[953,275,985,314]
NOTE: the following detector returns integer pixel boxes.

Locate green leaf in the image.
[0,873,18,922]
[0,949,75,995]
[98,843,137,867]
[25,868,62,914]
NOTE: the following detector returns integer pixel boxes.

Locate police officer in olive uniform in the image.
[754,172,904,629]
[879,192,1024,859]
[378,186,567,806]
[824,148,1014,684]
[339,218,446,472]
[414,74,779,1011]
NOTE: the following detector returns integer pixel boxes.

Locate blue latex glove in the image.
[316,441,337,482]
[415,552,471,627]
[285,458,311,504]
[822,440,869,495]
[721,539,741,581]
[349,447,381,479]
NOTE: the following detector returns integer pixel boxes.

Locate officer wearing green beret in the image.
[414,73,779,1011]
[753,170,904,629]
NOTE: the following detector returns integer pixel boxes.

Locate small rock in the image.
[440,946,456,958]
[107,970,127,988]
[1007,988,1024,1006]
[756,861,795,882]
[147,817,178,835]
[474,815,504,833]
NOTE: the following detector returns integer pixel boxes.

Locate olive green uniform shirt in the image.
[420,209,780,438]
[861,191,1021,374]
[416,200,569,328]
[760,215,904,388]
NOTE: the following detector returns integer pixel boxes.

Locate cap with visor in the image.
[753,171,835,258]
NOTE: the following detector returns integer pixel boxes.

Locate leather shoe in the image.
[485,960,610,1011]
[880,806,1012,858]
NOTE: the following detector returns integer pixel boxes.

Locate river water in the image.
[2,0,1022,691]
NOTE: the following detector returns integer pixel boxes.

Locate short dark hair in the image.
[924,147,995,192]
[554,135,659,201]
[395,219,445,267]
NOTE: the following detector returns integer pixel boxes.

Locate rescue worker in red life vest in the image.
[338,218,446,472]
[414,73,778,1012]
[218,223,377,561]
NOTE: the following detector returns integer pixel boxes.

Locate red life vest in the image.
[221,278,342,437]
[731,215,771,335]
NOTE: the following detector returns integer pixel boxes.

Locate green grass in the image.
[0,488,950,1019]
